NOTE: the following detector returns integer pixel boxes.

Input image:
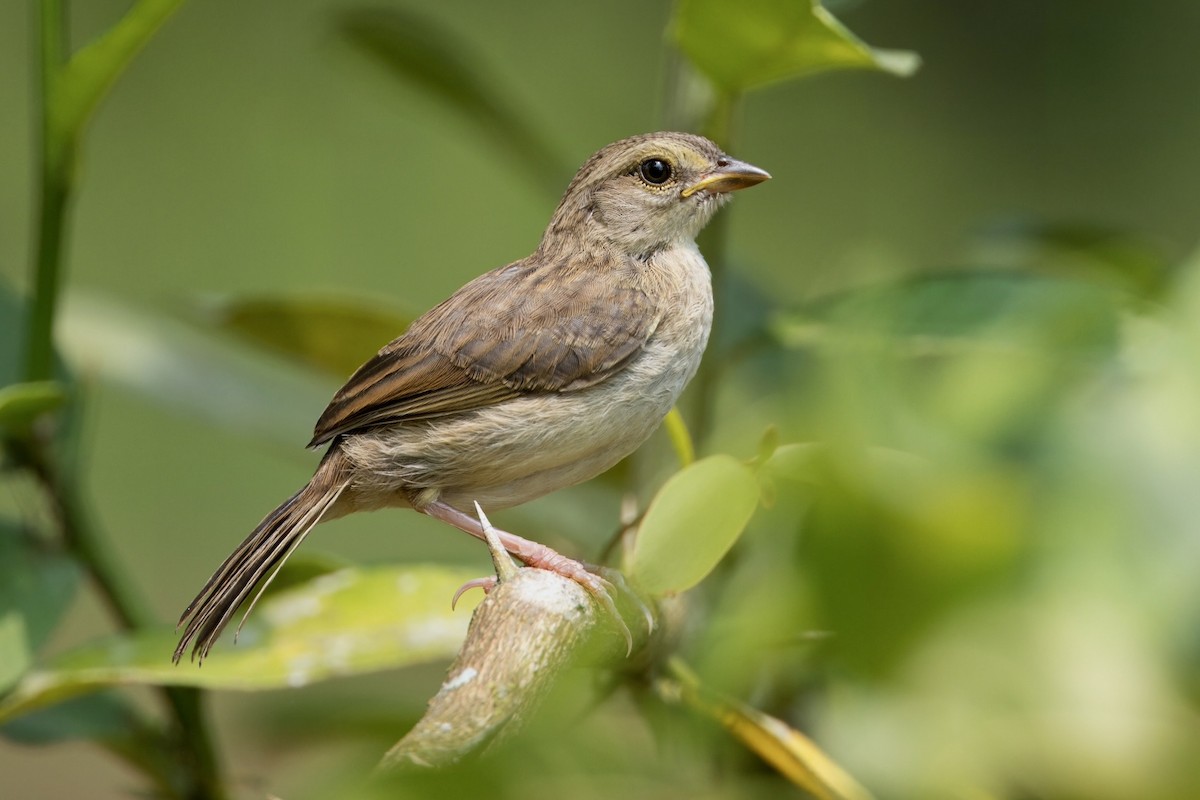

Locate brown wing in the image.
[308,253,660,447]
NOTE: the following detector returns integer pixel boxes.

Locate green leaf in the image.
[51,0,186,142]
[0,381,67,434]
[969,221,1174,301]
[340,7,568,198]
[629,455,759,596]
[0,523,81,694]
[0,565,479,723]
[773,271,1123,360]
[2,691,186,795]
[2,691,143,745]
[671,0,920,93]
[201,294,413,379]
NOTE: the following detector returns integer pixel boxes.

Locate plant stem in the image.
[22,3,227,797]
[26,0,71,383]
[20,436,227,799]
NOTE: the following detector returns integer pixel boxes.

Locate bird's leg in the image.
[422,499,634,653]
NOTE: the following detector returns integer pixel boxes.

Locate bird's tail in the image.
[174,451,351,663]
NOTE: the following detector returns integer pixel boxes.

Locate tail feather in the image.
[175,456,351,663]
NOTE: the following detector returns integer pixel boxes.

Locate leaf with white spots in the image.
[0,565,481,724]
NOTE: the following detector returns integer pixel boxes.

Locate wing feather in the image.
[309,253,659,446]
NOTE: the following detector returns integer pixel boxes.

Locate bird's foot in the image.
[424,499,638,654]
[517,548,633,654]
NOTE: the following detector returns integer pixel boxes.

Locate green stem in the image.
[24,435,150,628]
[21,437,227,800]
[22,3,227,797]
[26,0,71,383]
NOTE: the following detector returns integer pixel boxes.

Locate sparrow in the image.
[174,131,770,662]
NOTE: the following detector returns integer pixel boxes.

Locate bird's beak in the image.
[681,158,771,198]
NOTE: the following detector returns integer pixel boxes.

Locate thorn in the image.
[475,501,518,583]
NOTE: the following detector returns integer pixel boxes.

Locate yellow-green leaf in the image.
[665,659,874,799]
[629,455,759,595]
[0,565,480,723]
[672,0,919,93]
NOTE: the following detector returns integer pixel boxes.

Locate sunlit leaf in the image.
[671,0,919,93]
[0,523,81,694]
[664,659,873,799]
[629,455,759,595]
[255,550,354,599]
[0,381,66,434]
[0,565,481,723]
[201,294,412,379]
[340,7,568,197]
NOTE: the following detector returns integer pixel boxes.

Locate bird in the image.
[174,131,770,663]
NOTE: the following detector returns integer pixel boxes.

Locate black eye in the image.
[639,158,672,185]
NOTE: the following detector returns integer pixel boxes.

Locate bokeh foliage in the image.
[3,1,1199,798]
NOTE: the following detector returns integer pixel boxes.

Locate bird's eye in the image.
[639,158,672,185]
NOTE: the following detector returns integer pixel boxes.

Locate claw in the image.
[451,577,497,610]
[554,567,633,656]
[598,567,655,637]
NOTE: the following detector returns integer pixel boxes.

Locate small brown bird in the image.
[175,132,769,662]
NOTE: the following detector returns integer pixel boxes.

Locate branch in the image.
[379,508,644,770]
[380,568,596,769]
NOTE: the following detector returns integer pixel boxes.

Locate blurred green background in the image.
[3,0,1200,798]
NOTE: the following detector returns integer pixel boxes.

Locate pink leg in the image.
[423,500,633,652]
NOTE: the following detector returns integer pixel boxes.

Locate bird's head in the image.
[542,132,770,258]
